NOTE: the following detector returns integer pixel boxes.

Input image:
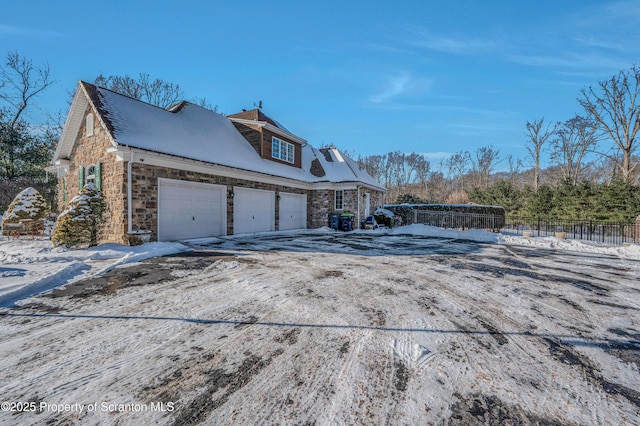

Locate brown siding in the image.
[262,129,302,168]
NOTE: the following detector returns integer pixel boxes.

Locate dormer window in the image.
[272,137,294,163]
[85,113,94,137]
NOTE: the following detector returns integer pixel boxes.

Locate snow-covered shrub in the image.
[52,183,106,248]
[1,187,49,235]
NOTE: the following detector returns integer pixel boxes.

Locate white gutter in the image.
[357,185,361,229]
[127,152,136,233]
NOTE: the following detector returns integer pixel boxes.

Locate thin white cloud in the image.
[572,36,626,52]
[369,72,432,104]
[508,52,632,74]
[369,74,411,103]
[0,24,66,38]
[409,28,500,55]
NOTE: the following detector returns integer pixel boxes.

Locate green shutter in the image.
[95,162,102,190]
[78,165,85,190]
[62,177,67,204]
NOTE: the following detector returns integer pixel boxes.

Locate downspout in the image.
[357,185,361,229]
[127,151,136,233]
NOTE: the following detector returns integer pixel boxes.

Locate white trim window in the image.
[335,189,344,210]
[272,137,294,163]
[85,164,96,185]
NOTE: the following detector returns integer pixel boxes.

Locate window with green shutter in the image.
[95,162,102,190]
[84,162,102,190]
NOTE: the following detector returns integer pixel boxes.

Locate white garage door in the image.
[233,187,275,234]
[279,192,307,231]
[158,179,226,241]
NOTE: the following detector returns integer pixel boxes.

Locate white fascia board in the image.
[228,117,266,128]
[263,122,307,145]
[45,160,70,177]
[113,147,315,190]
[53,86,87,161]
[361,183,388,192]
[229,118,307,145]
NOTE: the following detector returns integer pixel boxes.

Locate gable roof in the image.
[53,81,385,191]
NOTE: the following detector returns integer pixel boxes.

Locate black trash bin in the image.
[328,213,340,230]
[339,213,355,231]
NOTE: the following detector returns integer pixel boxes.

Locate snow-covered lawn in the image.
[1,226,639,424]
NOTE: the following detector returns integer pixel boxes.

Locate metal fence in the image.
[413,210,504,232]
[406,209,639,246]
[503,216,639,246]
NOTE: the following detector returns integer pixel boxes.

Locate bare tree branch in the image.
[0,51,54,128]
[525,117,556,190]
[579,65,640,182]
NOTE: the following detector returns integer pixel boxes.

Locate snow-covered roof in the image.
[55,82,385,191]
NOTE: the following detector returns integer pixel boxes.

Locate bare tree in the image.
[475,146,500,189]
[550,116,599,186]
[1,52,56,187]
[0,51,54,127]
[506,155,523,187]
[447,150,471,193]
[579,65,640,183]
[525,118,556,190]
[95,73,184,108]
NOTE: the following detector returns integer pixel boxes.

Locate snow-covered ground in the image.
[0,238,188,308]
[1,226,639,424]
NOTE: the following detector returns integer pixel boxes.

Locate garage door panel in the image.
[158,179,226,241]
[233,187,275,234]
[279,192,307,231]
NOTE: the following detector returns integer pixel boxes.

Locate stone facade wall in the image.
[59,109,128,245]
[308,189,332,228]
[129,163,308,240]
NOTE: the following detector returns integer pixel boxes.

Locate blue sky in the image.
[2,0,639,170]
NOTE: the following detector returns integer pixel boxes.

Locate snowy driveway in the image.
[1,231,639,425]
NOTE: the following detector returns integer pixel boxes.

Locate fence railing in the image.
[503,216,639,246]
[412,210,504,232]
[405,209,638,247]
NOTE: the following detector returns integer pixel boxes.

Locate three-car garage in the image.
[157,179,307,241]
